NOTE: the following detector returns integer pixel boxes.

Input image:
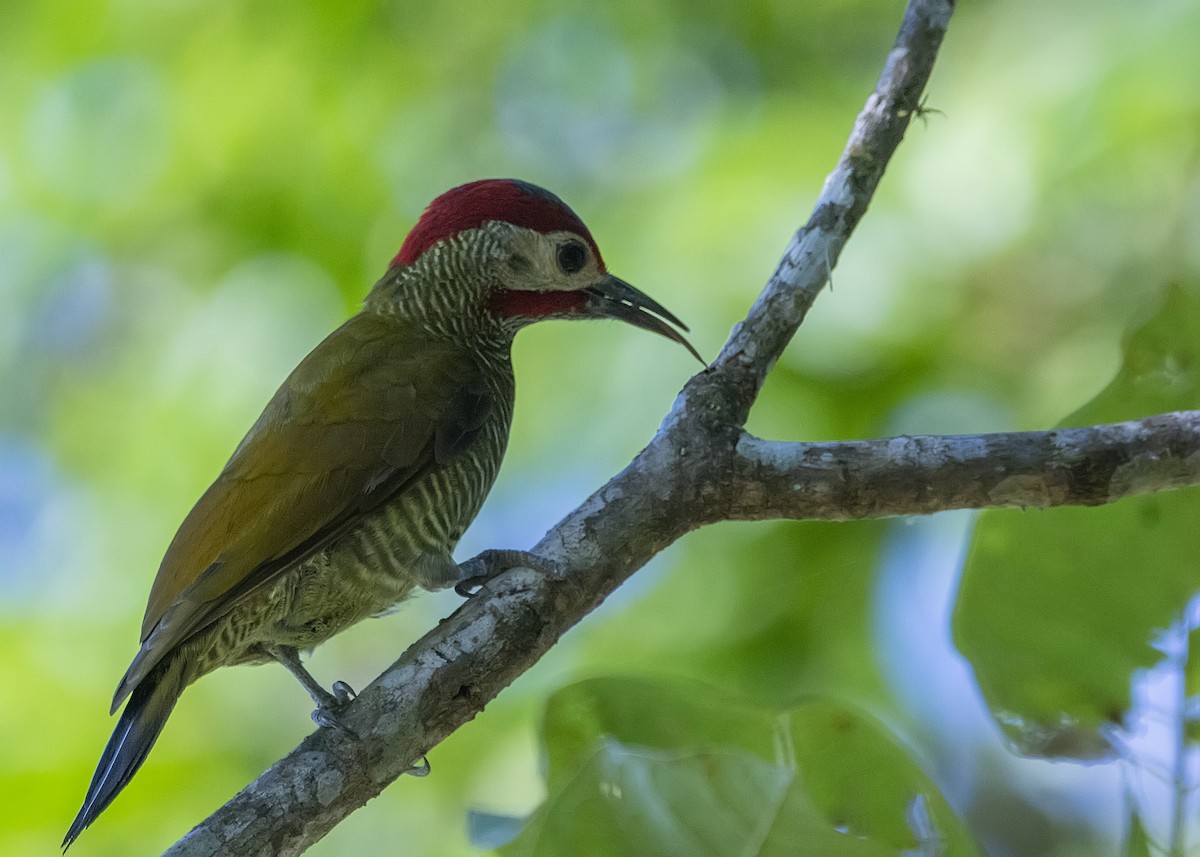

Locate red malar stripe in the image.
[489,289,587,319]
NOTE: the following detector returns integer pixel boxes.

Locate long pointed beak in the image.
[584,275,705,365]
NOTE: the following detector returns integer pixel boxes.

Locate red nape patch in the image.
[392,179,604,269]
[489,289,588,319]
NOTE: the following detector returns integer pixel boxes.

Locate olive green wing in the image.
[113,312,492,710]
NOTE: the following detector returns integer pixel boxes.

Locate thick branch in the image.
[167,2,959,855]
[728,412,1200,521]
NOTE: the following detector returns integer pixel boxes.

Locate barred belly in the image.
[255,411,506,655]
[178,365,513,680]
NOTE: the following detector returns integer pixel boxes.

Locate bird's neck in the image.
[363,234,513,356]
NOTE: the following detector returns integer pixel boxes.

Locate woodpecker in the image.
[63,179,700,847]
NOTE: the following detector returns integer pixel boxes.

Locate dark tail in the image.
[63,656,188,850]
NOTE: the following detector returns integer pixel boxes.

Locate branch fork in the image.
[155,3,1200,854]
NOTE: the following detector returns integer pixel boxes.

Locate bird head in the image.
[377,179,702,363]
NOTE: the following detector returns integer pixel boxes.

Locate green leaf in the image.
[1185,625,1200,744]
[500,676,978,856]
[955,284,1200,756]
[508,741,895,857]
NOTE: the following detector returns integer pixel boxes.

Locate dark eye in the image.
[556,241,587,275]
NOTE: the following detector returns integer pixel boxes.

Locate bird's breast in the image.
[265,381,514,648]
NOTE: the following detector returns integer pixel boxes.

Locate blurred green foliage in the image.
[957,286,1200,755]
[501,677,977,856]
[3,0,1200,855]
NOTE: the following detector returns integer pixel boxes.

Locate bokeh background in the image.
[3,0,1200,854]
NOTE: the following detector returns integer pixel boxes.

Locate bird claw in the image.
[266,644,360,734]
[311,681,357,733]
[405,755,431,777]
[453,575,489,598]
[331,680,356,706]
[454,549,561,597]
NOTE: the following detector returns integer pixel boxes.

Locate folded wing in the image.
[112,312,492,711]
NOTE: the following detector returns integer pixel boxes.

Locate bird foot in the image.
[454,549,562,597]
[265,644,359,734]
[310,680,357,732]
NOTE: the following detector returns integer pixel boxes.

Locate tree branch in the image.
[696,0,955,427]
[728,412,1200,521]
[165,2,972,854]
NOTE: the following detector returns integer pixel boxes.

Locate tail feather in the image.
[63,656,187,850]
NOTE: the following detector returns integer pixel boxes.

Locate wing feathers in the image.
[117,312,493,707]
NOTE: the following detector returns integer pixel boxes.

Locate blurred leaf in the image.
[1121,788,1153,857]
[955,284,1200,756]
[501,677,977,856]
[1186,625,1200,744]
[505,741,895,857]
